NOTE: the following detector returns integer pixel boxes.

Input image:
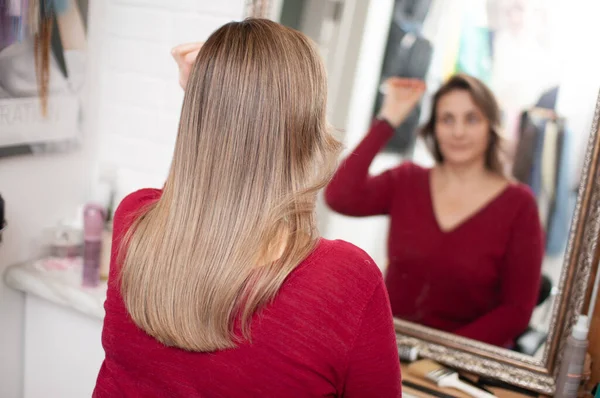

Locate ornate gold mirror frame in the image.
[245,0,272,19]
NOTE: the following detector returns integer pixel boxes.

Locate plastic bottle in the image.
[82,204,106,287]
[555,315,589,398]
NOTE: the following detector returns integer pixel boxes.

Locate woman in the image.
[93,19,401,397]
[325,74,544,347]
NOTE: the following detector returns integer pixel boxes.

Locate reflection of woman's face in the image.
[435,90,490,168]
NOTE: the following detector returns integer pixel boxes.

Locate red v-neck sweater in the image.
[94,189,401,397]
[325,120,544,346]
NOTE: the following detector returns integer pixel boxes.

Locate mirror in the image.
[267,0,600,394]
[365,0,575,352]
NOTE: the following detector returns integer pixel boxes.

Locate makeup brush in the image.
[398,345,419,363]
[408,359,496,398]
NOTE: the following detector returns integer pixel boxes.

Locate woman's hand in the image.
[171,42,203,89]
[378,77,426,128]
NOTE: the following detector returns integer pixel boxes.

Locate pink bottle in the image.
[82,204,106,287]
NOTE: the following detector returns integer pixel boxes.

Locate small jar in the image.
[50,227,82,258]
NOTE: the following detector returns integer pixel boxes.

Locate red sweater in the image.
[325,120,544,346]
[94,189,401,397]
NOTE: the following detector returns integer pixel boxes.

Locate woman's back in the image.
[94,189,401,397]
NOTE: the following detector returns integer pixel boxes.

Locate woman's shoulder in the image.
[504,181,537,208]
[499,182,542,227]
[390,160,429,180]
[283,239,386,328]
[115,188,161,215]
[396,160,428,172]
[113,189,162,230]
[301,239,384,292]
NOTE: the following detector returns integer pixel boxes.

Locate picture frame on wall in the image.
[0,0,88,158]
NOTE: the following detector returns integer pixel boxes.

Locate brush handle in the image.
[439,374,496,398]
[402,393,420,398]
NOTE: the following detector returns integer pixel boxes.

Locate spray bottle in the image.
[555,314,590,398]
[82,204,106,287]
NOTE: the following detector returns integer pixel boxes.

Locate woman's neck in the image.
[435,161,492,187]
[256,228,291,266]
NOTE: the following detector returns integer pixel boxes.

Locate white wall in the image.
[0,1,245,397]
[94,0,245,202]
[554,1,600,183]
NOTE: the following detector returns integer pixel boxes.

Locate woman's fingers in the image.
[383,77,425,94]
[171,42,203,57]
[184,50,200,65]
[171,42,203,65]
[172,42,203,89]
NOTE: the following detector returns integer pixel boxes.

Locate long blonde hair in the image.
[119,19,341,352]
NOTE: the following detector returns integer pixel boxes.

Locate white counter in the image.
[4,258,106,398]
[4,258,107,319]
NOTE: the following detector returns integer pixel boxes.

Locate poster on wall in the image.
[0,0,88,158]
[371,0,434,155]
[438,0,560,142]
